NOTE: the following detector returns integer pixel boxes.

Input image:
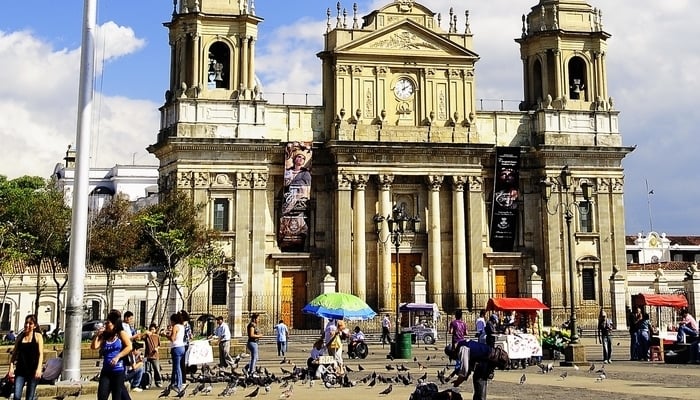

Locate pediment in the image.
[334,20,478,60]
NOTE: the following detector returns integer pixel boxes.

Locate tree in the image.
[0,223,37,327]
[184,235,225,311]
[138,191,209,325]
[0,175,70,330]
[88,193,148,315]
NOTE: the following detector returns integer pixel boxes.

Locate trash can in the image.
[393,332,412,359]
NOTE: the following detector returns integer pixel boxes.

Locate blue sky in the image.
[1,0,699,235]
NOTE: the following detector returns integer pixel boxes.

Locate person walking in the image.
[211,316,235,370]
[8,314,44,400]
[91,310,132,400]
[274,319,289,357]
[246,313,263,377]
[598,309,614,364]
[475,309,486,341]
[448,310,468,348]
[380,314,391,346]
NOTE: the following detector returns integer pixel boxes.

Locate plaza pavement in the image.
[48,336,700,400]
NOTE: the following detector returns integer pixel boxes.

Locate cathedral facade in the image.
[149,0,633,329]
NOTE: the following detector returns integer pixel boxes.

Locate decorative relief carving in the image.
[177,171,193,188]
[375,66,388,76]
[337,65,350,74]
[236,171,253,189]
[426,68,436,76]
[428,175,444,191]
[396,0,414,12]
[449,69,461,77]
[369,32,440,50]
[365,88,374,118]
[352,65,363,74]
[213,173,232,187]
[252,172,268,189]
[194,172,209,187]
[438,90,447,120]
[611,177,624,193]
[597,177,610,193]
[452,176,467,192]
[468,176,483,191]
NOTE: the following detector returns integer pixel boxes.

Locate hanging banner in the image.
[279,141,312,251]
[489,147,520,252]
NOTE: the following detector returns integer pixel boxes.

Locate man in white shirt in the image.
[274,319,289,357]
[212,316,235,369]
[381,314,391,346]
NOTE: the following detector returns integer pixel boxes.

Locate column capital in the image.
[378,174,394,190]
[427,175,444,191]
[468,175,483,192]
[452,175,467,192]
[353,174,370,190]
[336,171,353,190]
[252,172,268,189]
[235,171,254,189]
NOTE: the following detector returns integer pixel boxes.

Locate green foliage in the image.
[541,327,571,352]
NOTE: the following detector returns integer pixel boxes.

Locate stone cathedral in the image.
[149,0,633,330]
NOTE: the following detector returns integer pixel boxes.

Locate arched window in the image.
[208,42,231,89]
[568,56,587,100]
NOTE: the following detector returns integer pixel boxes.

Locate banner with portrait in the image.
[489,147,520,252]
[279,141,312,251]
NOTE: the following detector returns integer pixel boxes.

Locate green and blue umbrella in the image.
[302,292,377,321]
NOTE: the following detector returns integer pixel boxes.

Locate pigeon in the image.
[595,366,605,374]
[573,364,580,371]
[368,378,377,387]
[264,385,271,394]
[192,382,206,395]
[379,384,393,395]
[560,371,568,380]
[358,364,365,371]
[385,364,395,371]
[201,384,213,395]
[519,373,526,385]
[588,363,595,373]
[245,387,260,398]
[345,365,354,372]
[596,373,607,382]
[176,389,187,398]
[158,387,172,398]
[414,356,418,362]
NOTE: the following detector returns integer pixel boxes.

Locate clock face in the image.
[394,77,414,100]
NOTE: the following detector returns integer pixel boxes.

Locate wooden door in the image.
[281,271,306,329]
[392,253,422,326]
[494,270,519,298]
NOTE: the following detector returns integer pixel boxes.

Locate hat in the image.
[291,149,307,160]
[490,314,499,322]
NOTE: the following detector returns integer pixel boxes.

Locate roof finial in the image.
[448,8,454,33]
[336,2,342,29]
[551,5,558,30]
[352,3,359,29]
[452,14,458,34]
[327,8,332,32]
[437,13,442,29]
[465,10,471,35]
[250,0,255,15]
[598,8,604,31]
[343,7,348,29]
[172,0,177,16]
[540,6,546,31]
[521,14,527,37]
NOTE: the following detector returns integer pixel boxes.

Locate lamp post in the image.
[541,166,591,360]
[374,203,420,340]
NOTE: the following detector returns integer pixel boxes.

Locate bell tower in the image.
[165,0,262,101]
[517,0,611,111]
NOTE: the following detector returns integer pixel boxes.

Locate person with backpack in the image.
[445,339,510,400]
[142,323,163,388]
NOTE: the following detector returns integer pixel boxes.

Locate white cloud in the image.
[0,23,157,180]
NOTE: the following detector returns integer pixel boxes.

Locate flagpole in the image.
[646,179,654,233]
[63,0,97,382]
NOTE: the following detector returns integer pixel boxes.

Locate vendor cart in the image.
[399,303,440,344]
[487,297,548,369]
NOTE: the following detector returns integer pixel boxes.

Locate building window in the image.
[138,300,147,329]
[582,269,596,301]
[578,201,592,232]
[212,271,228,305]
[213,199,229,231]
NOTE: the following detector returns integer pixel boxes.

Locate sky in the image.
[1,0,698,235]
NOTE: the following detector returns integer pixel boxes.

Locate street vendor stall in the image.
[633,293,689,363]
[487,297,549,368]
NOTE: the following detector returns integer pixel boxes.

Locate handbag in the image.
[327,333,342,350]
[0,374,14,399]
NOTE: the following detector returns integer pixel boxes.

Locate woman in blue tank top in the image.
[91,310,133,400]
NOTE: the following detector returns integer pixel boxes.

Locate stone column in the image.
[353,175,369,299]
[247,37,256,89]
[428,175,443,308]
[526,264,543,303]
[240,36,249,93]
[234,171,253,310]
[466,176,487,291]
[250,172,267,311]
[228,266,244,338]
[608,265,627,331]
[335,172,353,293]
[378,174,394,311]
[411,265,427,304]
[452,176,467,310]
[684,264,700,318]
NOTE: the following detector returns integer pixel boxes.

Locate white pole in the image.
[63,0,97,381]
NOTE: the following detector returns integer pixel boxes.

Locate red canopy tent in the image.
[487,297,550,312]
[634,293,688,308]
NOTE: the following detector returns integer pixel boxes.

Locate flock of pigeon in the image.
[517,361,608,385]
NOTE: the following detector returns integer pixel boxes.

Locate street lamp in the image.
[374,203,421,340]
[541,166,591,356]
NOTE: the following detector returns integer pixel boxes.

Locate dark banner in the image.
[489,147,520,252]
[279,141,312,251]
